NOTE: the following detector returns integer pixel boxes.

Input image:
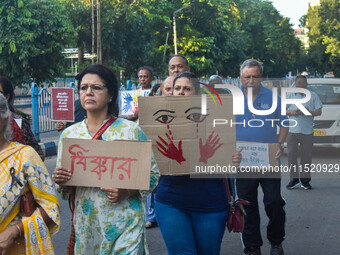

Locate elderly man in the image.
[127,66,153,121]
[286,75,322,190]
[138,66,153,90]
[168,54,190,76]
[236,59,288,255]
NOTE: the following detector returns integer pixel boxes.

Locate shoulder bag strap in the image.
[224,175,234,204]
[91,116,117,140]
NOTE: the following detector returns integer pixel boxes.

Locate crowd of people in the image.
[0,55,322,255]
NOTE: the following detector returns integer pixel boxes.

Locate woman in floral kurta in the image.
[53,64,159,255]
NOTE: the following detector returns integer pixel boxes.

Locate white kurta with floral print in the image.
[56,118,159,255]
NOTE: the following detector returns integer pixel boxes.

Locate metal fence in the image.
[31,82,78,140]
[21,82,77,140]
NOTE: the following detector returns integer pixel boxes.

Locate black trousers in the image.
[287,132,313,184]
[236,178,286,248]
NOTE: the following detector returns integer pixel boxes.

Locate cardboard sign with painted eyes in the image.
[139,95,236,175]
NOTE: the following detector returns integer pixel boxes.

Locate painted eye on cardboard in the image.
[186,113,207,123]
[155,115,175,124]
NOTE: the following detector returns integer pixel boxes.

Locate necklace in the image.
[85,116,111,135]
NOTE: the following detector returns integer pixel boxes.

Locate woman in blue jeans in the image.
[155,72,241,255]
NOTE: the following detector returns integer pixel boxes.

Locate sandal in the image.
[145,221,158,229]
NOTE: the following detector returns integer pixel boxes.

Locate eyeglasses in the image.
[79,84,106,93]
[169,64,184,70]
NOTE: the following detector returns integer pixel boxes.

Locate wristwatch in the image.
[278,142,284,150]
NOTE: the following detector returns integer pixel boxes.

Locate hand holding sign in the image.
[100,188,139,203]
[232,148,243,167]
[53,166,72,184]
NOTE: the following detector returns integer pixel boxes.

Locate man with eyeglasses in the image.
[236,59,288,255]
[168,54,190,76]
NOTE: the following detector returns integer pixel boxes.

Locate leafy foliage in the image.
[2,0,335,85]
[306,0,340,76]
[236,0,301,77]
[0,0,73,86]
[59,0,92,68]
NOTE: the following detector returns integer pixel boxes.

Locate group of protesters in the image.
[1,54,322,255]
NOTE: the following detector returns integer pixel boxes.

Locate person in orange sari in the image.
[0,94,60,255]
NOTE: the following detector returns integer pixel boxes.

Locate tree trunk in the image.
[78,42,84,68]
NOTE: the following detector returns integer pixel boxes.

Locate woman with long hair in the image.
[155,72,241,255]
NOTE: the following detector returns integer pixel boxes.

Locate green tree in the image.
[100,0,158,77]
[59,0,92,69]
[174,0,244,76]
[56,0,303,79]
[0,0,73,86]
[306,0,340,76]
[236,0,301,77]
[63,0,244,78]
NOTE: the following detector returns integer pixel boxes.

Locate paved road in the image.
[47,146,340,254]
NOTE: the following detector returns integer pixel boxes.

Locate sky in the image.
[270,0,311,28]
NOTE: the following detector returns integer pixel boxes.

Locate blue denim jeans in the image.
[146,190,157,223]
[155,201,228,255]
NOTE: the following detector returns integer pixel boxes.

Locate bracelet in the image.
[15,224,22,237]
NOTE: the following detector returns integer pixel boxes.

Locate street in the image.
[47,146,340,254]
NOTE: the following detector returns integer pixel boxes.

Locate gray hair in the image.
[137,66,153,77]
[240,59,264,75]
[0,93,11,140]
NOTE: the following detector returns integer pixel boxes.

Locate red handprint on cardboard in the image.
[156,132,186,164]
[199,131,223,164]
[154,107,223,165]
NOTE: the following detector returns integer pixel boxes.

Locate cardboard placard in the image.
[139,95,236,175]
[119,89,151,116]
[51,88,75,122]
[61,138,152,190]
